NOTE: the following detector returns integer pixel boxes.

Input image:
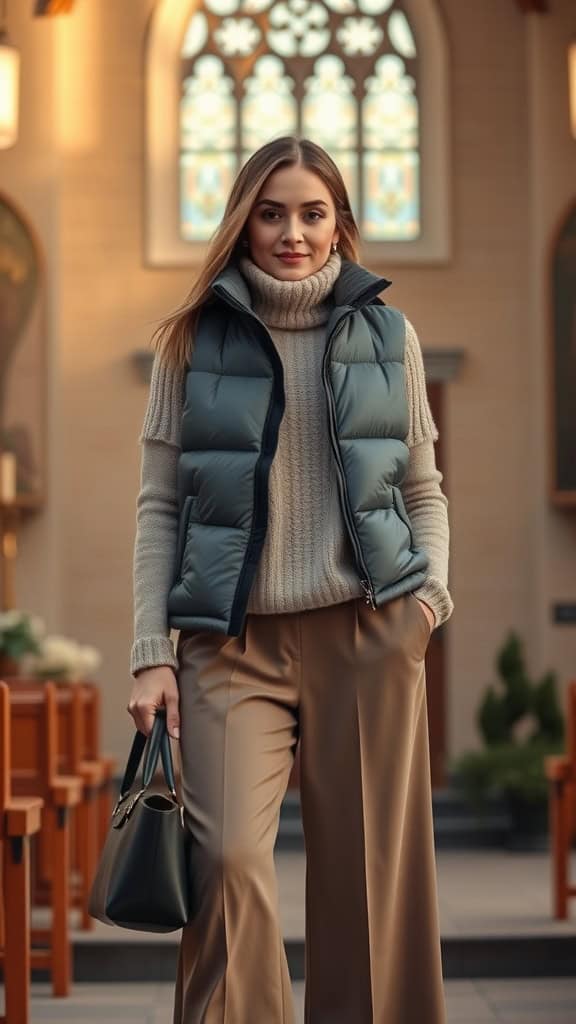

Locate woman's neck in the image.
[239,252,342,330]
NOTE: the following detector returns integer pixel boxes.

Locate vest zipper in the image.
[321,316,377,611]
[212,287,377,622]
[211,288,285,634]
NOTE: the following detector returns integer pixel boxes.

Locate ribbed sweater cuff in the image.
[130,636,179,677]
[412,576,454,630]
[139,353,185,447]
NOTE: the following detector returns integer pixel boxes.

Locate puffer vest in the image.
[167,258,429,636]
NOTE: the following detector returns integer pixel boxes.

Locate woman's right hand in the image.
[127,665,180,740]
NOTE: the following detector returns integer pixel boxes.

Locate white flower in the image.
[37,636,79,671]
[23,635,98,680]
[75,645,102,679]
[0,609,27,630]
[16,629,102,682]
[29,615,46,641]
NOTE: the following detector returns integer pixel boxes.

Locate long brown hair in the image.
[151,137,360,371]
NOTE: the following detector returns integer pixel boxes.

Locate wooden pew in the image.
[40,681,116,929]
[25,679,101,931]
[7,681,82,996]
[78,682,118,852]
[545,680,576,918]
[6,677,117,933]
[54,682,104,931]
[0,682,44,1024]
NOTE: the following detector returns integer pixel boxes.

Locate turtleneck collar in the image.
[238,252,342,330]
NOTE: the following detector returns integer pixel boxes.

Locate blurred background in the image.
[0,0,575,1019]
[1,0,575,780]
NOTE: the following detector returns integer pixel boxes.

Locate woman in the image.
[128,136,453,1023]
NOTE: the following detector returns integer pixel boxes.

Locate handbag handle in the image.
[116,709,177,808]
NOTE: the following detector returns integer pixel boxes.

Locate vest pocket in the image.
[392,486,415,550]
[173,495,197,583]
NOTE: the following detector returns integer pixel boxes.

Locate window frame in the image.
[144,0,451,266]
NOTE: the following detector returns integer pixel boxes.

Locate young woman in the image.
[128,136,453,1023]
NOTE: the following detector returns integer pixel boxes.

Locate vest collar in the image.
[211,258,391,315]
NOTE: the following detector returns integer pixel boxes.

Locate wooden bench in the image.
[22,678,103,932]
[3,677,117,934]
[45,680,116,929]
[0,682,44,1024]
[545,679,576,919]
[7,680,82,996]
[54,682,105,931]
[78,682,117,852]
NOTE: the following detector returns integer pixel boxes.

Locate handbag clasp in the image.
[112,787,146,828]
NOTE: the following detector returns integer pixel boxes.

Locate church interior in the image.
[0,0,575,1020]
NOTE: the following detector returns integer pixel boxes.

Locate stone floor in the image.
[277,847,576,940]
[13,977,576,1022]
[2,848,575,1021]
[58,848,576,944]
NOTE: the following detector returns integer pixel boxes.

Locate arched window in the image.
[146,0,450,265]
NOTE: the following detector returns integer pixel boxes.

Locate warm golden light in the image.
[0,452,16,504]
[569,40,576,140]
[0,36,19,149]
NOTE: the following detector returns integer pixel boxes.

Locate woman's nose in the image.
[281,217,304,244]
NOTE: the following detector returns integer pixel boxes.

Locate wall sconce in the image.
[569,39,576,141]
[0,1,19,149]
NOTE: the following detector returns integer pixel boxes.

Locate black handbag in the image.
[88,707,191,932]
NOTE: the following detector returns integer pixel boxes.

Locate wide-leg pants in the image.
[172,591,446,1024]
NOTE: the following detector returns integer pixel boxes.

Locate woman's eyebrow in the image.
[255,199,329,209]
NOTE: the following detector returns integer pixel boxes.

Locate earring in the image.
[331,242,338,253]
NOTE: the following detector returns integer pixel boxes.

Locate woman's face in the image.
[244,164,340,280]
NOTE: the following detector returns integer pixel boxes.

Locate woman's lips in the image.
[276,253,308,262]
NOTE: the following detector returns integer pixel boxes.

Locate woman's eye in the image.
[260,209,324,222]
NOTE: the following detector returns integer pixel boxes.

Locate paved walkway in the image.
[3,849,575,1021]
[19,977,576,1022]
[277,848,576,940]
[62,849,576,946]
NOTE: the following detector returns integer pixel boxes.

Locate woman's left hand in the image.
[416,598,436,633]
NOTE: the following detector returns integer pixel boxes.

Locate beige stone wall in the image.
[2,0,575,764]
[524,4,576,735]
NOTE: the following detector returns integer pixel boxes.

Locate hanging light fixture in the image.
[0,0,20,149]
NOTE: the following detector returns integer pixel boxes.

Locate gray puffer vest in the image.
[167,258,429,636]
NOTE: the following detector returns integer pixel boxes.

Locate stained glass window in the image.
[179,0,420,242]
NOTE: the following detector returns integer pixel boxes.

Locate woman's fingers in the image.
[127,666,179,736]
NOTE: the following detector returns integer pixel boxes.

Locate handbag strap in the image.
[142,711,177,794]
[117,709,177,802]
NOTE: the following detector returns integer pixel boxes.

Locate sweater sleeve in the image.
[400,439,454,629]
[130,439,181,676]
[130,353,185,677]
[139,351,185,447]
[403,315,439,448]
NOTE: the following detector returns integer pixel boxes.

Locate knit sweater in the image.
[242,254,361,613]
[130,256,454,676]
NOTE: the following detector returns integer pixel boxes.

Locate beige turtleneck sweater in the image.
[242,254,361,613]
[130,255,453,677]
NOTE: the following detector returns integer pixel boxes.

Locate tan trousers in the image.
[173,592,446,1024]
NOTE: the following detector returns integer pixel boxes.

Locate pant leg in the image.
[173,616,300,1024]
[299,592,446,1024]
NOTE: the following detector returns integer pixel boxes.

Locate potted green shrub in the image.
[451,631,565,849]
[0,610,44,676]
